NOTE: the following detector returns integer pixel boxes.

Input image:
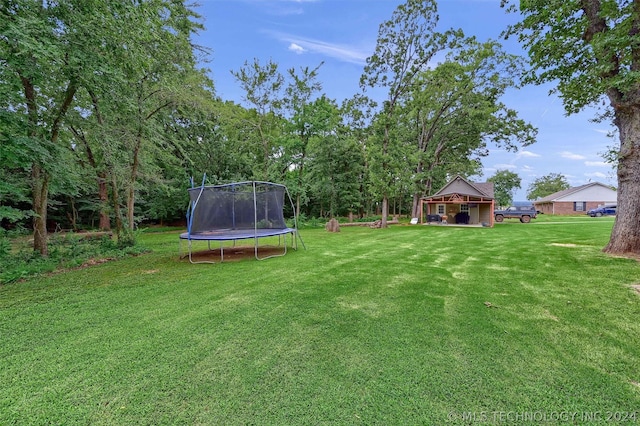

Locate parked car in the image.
[587,205,616,217]
[494,205,537,223]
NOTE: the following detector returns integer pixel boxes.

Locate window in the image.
[460,204,469,213]
[437,205,445,215]
[574,201,585,212]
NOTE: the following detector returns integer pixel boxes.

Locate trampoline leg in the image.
[182,238,218,264]
[255,234,288,261]
[296,230,306,250]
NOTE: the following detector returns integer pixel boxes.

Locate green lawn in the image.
[2,217,639,424]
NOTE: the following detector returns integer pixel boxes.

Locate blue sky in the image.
[192,0,617,201]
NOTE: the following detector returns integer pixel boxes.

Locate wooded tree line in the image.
[1,0,536,256]
[3,0,639,257]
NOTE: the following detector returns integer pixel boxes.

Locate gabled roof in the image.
[430,175,494,199]
[534,182,616,203]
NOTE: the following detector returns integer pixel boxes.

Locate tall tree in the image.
[503,0,640,255]
[488,170,522,207]
[179,99,255,183]
[360,0,453,228]
[340,94,377,218]
[231,59,285,181]
[400,38,536,217]
[282,63,324,218]
[306,97,365,218]
[1,0,110,254]
[67,0,209,235]
[1,0,209,250]
[526,173,570,201]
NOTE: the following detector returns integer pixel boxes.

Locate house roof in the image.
[534,182,616,203]
[429,175,494,199]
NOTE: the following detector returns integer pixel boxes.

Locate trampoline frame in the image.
[179,178,305,263]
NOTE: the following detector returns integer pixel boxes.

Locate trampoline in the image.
[179,177,305,263]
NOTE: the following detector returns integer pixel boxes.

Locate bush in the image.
[0,235,10,259]
[0,232,149,284]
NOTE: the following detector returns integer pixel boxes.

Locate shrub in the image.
[0,232,148,284]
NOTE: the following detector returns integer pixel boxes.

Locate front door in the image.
[469,205,479,224]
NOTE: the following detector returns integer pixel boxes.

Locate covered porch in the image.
[420,193,494,227]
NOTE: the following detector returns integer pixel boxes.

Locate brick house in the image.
[533,182,617,215]
[420,175,495,226]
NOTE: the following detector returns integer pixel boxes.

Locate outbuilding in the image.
[420,175,495,226]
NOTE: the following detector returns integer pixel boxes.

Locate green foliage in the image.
[398,37,535,215]
[362,2,536,220]
[231,59,286,181]
[360,0,453,224]
[0,134,48,224]
[1,0,211,252]
[503,0,639,114]
[0,232,147,284]
[291,213,323,229]
[526,172,570,201]
[115,229,138,249]
[307,134,365,217]
[488,169,522,206]
[0,234,10,259]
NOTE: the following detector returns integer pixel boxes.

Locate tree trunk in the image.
[87,92,111,231]
[411,193,421,218]
[66,197,78,230]
[603,108,640,255]
[127,133,142,231]
[98,173,111,230]
[380,195,389,228]
[31,164,49,256]
[127,186,135,231]
[111,173,124,235]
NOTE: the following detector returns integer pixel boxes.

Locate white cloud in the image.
[585,171,607,179]
[266,31,370,65]
[560,151,586,160]
[245,0,314,15]
[592,127,615,135]
[288,43,306,54]
[515,150,541,159]
[493,163,517,170]
[585,161,610,167]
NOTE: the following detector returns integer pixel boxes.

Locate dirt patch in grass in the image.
[550,243,579,247]
[186,246,287,262]
[631,284,640,295]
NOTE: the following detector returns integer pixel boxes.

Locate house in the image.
[420,175,495,226]
[533,182,617,215]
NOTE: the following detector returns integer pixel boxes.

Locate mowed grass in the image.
[1,216,640,424]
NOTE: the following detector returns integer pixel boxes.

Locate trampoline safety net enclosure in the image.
[180,179,305,263]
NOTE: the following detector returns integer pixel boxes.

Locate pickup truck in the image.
[494,206,537,223]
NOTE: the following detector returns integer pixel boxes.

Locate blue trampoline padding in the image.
[180,228,295,241]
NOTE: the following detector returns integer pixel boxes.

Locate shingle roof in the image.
[431,175,494,199]
[534,182,612,202]
[472,182,495,199]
